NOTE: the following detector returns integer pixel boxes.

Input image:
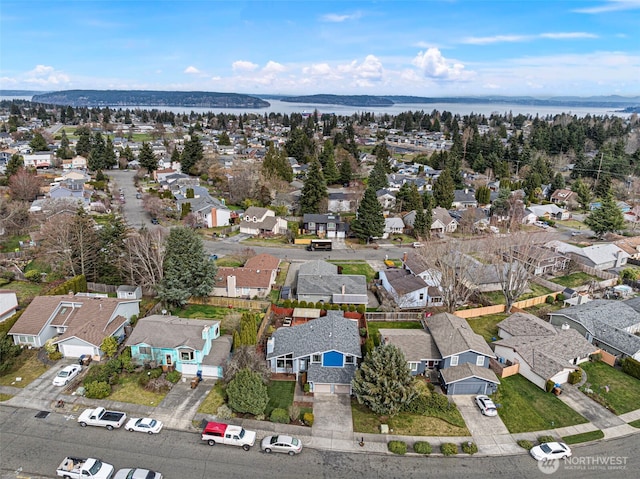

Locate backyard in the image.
[173,304,252,334]
[553,272,600,288]
[367,321,423,345]
[466,314,509,343]
[492,374,588,433]
[580,361,640,415]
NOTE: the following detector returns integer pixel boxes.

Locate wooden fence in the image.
[87,282,118,294]
[190,296,270,310]
[365,311,424,322]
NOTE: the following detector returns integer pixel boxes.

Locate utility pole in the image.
[595,152,604,183]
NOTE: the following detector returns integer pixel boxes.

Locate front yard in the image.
[492,374,588,433]
[108,371,169,406]
[580,361,640,415]
[351,400,469,437]
[265,380,295,415]
[329,260,377,282]
[0,349,49,387]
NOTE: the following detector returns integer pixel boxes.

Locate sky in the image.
[1,0,639,97]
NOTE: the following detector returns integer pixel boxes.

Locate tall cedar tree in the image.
[29,132,49,151]
[351,186,385,243]
[368,157,389,191]
[339,158,352,184]
[299,159,328,214]
[181,135,204,174]
[584,193,624,237]
[138,142,158,175]
[226,368,269,416]
[422,193,433,237]
[351,344,417,416]
[432,169,455,209]
[475,185,491,205]
[157,227,217,307]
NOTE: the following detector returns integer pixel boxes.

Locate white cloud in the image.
[540,32,598,39]
[412,48,471,80]
[184,66,200,74]
[232,60,259,72]
[262,61,286,74]
[303,63,336,77]
[353,55,384,81]
[321,12,362,22]
[573,0,640,14]
[462,32,598,45]
[462,35,527,45]
[24,65,70,86]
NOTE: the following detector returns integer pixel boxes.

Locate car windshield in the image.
[88,460,102,475]
[238,429,245,438]
[269,436,278,444]
[540,444,552,454]
[291,438,299,446]
[58,370,70,377]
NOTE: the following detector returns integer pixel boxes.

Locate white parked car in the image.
[125,417,163,434]
[52,364,82,386]
[475,395,498,416]
[114,468,162,479]
[260,435,303,455]
[530,442,572,461]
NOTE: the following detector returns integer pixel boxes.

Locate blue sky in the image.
[1,0,639,97]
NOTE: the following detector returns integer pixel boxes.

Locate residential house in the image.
[23,152,52,169]
[126,315,232,378]
[450,207,490,233]
[239,206,287,236]
[0,290,18,322]
[426,312,500,395]
[116,285,142,300]
[548,298,640,361]
[510,244,570,276]
[376,189,396,211]
[384,217,405,237]
[379,268,429,309]
[302,214,348,239]
[612,235,640,260]
[549,189,577,207]
[327,192,356,213]
[379,328,442,375]
[296,260,368,305]
[8,294,140,359]
[545,241,629,271]
[266,310,361,394]
[175,185,231,228]
[403,207,458,234]
[452,189,478,210]
[493,312,598,389]
[527,204,571,221]
[212,253,280,299]
[61,156,88,170]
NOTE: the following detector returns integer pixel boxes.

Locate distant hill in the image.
[0,90,47,96]
[31,90,270,108]
[280,94,393,107]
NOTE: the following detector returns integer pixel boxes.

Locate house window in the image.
[276,354,293,369]
[307,222,315,230]
[450,355,459,366]
[312,354,321,363]
[327,222,336,230]
[476,356,484,367]
[345,355,354,364]
[139,346,151,355]
[419,293,424,300]
[409,362,419,372]
[180,350,194,361]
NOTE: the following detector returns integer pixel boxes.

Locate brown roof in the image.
[214,267,274,289]
[613,236,640,256]
[244,253,280,270]
[9,295,135,347]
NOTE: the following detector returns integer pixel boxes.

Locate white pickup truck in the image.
[201,421,256,451]
[56,457,114,479]
[77,406,127,430]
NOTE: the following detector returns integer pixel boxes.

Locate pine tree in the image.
[29,132,49,151]
[351,186,385,244]
[432,169,455,209]
[323,154,339,185]
[299,159,327,214]
[138,142,158,175]
[351,344,417,416]
[226,368,269,416]
[181,135,204,174]
[584,193,624,237]
[413,208,427,238]
[422,193,433,237]
[571,178,592,211]
[475,185,491,205]
[339,159,352,185]
[368,157,389,191]
[5,153,23,177]
[104,137,117,169]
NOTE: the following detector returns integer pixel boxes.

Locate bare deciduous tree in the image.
[223,346,270,385]
[123,228,167,290]
[9,169,42,201]
[0,199,30,236]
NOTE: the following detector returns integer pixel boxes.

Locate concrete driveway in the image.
[311,394,355,450]
[452,395,521,454]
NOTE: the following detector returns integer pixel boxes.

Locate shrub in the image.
[0,270,15,281]
[270,408,289,424]
[359,327,368,337]
[166,370,181,383]
[298,301,308,308]
[461,441,478,455]
[545,295,555,304]
[568,369,582,385]
[0,278,9,286]
[129,314,138,327]
[357,304,366,314]
[48,351,63,361]
[282,299,291,308]
[537,435,555,444]
[302,412,314,426]
[388,440,407,455]
[517,439,534,450]
[440,443,458,456]
[303,383,310,393]
[556,293,566,302]
[426,382,435,392]
[340,304,349,312]
[545,379,555,393]
[24,270,41,282]
[84,381,111,399]
[138,374,150,387]
[348,304,356,312]
[288,404,300,422]
[621,357,640,380]
[216,404,233,419]
[148,367,163,379]
[315,302,323,309]
[413,441,432,455]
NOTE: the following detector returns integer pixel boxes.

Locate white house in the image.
[239,206,287,236]
[0,290,18,322]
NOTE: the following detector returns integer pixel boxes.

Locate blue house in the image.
[266,310,361,394]
[126,315,232,379]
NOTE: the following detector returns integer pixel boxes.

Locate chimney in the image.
[465,188,469,194]
[403,252,408,263]
[342,284,346,295]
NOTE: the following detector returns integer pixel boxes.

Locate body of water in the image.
[1,96,632,118]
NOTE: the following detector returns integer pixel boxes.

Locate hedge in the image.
[388,441,407,455]
[413,441,432,455]
[461,441,478,455]
[568,369,582,385]
[270,408,290,424]
[440,443,458,456]
[45,275,87,295]
[621,357,640,380]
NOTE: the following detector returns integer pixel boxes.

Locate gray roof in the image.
[403,253,429,275]
[201,335,233,367]
[497,312,557,337]
[379,329,441,361]
[385,269,428,295]
[427,312,495,358]
[440,363,500,384]
[495,318,597,380]
[297,274,366,297]
[549,299,640,356]
[298,260,338,276]
[307,363,357,385]
[125,315,220,350]
[267,310,361,360]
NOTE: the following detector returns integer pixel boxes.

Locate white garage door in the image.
[313,384,331,394]
[334,384,351,394]
[181,364,198,376]
[60,344,93,358]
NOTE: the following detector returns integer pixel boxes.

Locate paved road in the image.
[1,405,636,479]
[108,169,154,229]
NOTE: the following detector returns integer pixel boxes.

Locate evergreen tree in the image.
[549,172,565,198]
[181,135,204,174]
[170,146,181,166]
[87,132,106,171]
[75,128,92,158]
[571,178,592,211]
[584,193,624,237]
[351,186,384,244]
[29,132,49,151]
[413,208,427,238]
[299,159,327,214]
[407,183,423,212]
[138,142,158,175]
[422,192,433,237]
[5,153,23,177]
[157,227,217,307]
[218,131,231,146]
[56,130,73,159]
[368,157,389,191]
[104,137,117,169]
[351,344,417,417]
[432,169,455,209]
[339,159,352,185]
[475,185,491,204]
[323,154,339,185]
[595,174,612,199]
[226,368,269,416]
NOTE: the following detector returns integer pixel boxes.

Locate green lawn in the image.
[266,381,295,415]
[479,283,555,305]
[367,321,423,344]
[4,281,46,306]
[562,430,604,444]
[198,381,227,414]
[329,261,377,282]
[173,304,249,334]
[492,374,588,433]
[466,314,509,343]
[215,256,244,267]
[629,419,640,428]
[553,272,599,288]
[0,349,49,387]
[580,361,640,415]
[0,234,30,253]
[108,372,168,406]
